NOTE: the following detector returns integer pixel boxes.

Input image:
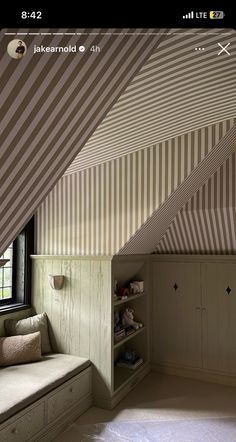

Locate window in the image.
[0,217,34,312]
[0,243,13,303]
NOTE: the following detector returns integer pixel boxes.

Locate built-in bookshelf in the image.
[112,256,149,395]
[114,292,145,306]
[114,326,146,349]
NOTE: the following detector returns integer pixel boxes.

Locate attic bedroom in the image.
[0,24,236,442]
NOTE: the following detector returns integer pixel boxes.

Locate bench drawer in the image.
[0,402,45,442]
[47,369,91,422]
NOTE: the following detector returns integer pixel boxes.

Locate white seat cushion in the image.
[0,353,90,424]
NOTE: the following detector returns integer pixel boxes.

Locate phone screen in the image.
[0,6,235,256]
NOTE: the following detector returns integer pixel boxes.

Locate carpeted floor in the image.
[55,417,236,441]
[55,372,236,441]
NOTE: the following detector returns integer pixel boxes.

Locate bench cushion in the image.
[0,353,90,424]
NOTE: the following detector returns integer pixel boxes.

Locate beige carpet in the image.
[55,372,236,441]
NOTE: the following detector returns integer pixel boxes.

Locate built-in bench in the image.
[0,353,92,441]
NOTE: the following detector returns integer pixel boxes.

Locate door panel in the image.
[202,263,236,373]
[152,262,202,368]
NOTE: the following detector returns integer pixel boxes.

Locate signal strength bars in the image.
[183,11,194,19]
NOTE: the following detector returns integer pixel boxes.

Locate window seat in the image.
[0,353,92,440]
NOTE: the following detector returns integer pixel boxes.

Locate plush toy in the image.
[122,308,143,330]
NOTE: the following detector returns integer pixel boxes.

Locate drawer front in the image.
[47,369,91,422]
[0,402,45,442]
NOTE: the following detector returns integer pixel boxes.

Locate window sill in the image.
[0,303,31,316]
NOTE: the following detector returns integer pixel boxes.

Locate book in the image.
[116,357,143,370]
[125,326,136,336]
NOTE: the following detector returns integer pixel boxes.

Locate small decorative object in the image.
[129,281,144,294]
[116,348,143,369]
[118,287,130,298]
[48,274,64,290]
[122,307,143,330]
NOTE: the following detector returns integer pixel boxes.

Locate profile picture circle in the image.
[7,39,27,59]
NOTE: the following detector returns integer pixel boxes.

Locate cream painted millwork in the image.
[152,255,236,384]
[202,263,236,373]
[31,255,150,409]
[0,368,92,441]
[153,262,202,368]
[31,256,112,402]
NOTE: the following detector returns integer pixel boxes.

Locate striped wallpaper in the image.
[66,28,236,174]
[0,28,163,257]
[36,119,235,255]
[155,150,236,254]
[119,122,236,255]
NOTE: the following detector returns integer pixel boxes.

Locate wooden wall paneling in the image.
[50,259,63,353]
[152,261,202,368]
[78,259,91,359]
[69,259,81,356]
[60,260,72,354]
[90,260,103,398]
[153,262,178,365]
[99,260,112,397]
[182,263,202,368]
[31,258,44,315]
[43,259,54,350]
[202,263,236,373]
[201,263,208,370]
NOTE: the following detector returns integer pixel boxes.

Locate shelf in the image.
[114,292,145,306]
[114,362,148,392]
[114,326,146,350]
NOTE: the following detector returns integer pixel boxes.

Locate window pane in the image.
[4,267,11,286]
[0,244,13,301]
[2,287,11,299]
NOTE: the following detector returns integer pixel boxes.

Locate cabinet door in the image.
[202,263,236,373]
[152,262,202,368]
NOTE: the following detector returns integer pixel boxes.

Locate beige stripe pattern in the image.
[0,28,164,256]
[66,29,236,174]
[36,119,235,255]
[119,123,236,255]
[155,150,236,254]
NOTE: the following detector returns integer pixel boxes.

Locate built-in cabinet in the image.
[31,254,236,408]
[152,256,236,384]
[153,261,202,368]
[31,255,150,410]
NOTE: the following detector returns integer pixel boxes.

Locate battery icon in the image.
[209,11,225,19]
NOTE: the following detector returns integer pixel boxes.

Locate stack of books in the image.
[116,356,143,370]
[114,328,125,342]
[124,326,136,336]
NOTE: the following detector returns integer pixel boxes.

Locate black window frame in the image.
[0,217,34,314]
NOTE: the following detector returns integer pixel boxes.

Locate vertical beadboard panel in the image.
[31,256,112,399]
[50,259,62,353]
[79,260,91,359]
[36,119,236,256]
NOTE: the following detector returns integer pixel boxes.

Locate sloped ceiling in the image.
[155,149,236,254]
[118,124,236,254]
[65,28,236,174]
[0,28,164,256]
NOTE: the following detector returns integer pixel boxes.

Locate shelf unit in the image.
[114,292,145,306]
[114,326,146,349]
[112,256,150,397]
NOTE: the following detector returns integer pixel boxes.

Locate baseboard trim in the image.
[93,364,151,409]
[152,362,236,387]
